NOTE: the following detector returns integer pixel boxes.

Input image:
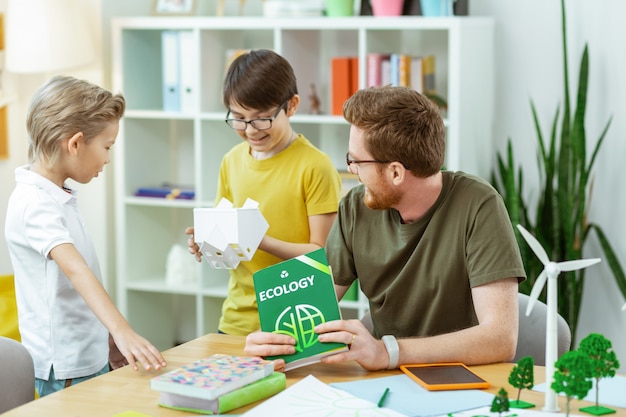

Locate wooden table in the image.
[4,334,624,416]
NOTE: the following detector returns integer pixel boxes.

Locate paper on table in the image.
[331,374,494,416]
[241,374,408,416]
[438,405,587,417]
[533,375,626,409]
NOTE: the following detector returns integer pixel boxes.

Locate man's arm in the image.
[316,277,519,370]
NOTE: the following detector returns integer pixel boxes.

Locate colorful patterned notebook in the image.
[150,354,274,400]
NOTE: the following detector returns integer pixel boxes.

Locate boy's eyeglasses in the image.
[225,101,288,131]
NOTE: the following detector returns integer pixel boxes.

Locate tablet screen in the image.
[400,363,490,391]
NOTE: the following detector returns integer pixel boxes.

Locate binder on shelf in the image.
[178,30,195,113]
[331,56,358,116]
[350,56,359,96]
[162,30,181,112]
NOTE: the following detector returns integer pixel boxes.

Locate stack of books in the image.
[150,354,286,414]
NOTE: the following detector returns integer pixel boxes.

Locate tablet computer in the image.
[399,363,490,391]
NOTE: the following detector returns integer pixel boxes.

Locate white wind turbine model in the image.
[516,224,601,412]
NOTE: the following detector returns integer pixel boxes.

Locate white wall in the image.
[1,0,624,368]
[471,0,626,365]
[0,0,108,285]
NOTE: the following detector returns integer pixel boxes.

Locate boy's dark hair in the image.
[222,49,298,111]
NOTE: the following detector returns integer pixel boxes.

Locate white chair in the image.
[515,292,571,366]
[0,336,35,413]
[360,292,572,367]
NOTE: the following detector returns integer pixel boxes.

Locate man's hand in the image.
[316,319,390,371]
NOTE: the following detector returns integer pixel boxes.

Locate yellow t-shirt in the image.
[216,134,342,335]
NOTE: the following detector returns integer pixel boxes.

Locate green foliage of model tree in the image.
[578,333,620,409]
[490,387,510,416]
[491,0,626,342]
[508,356,534,403]
[552,350,593,417]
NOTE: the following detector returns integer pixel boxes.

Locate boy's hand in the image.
[185,226,203,262]
[244,330,297,359]
[108,334,128,370]
[113,328,167,372]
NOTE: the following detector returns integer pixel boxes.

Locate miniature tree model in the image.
[552,350,593,417]
[578,333,620,415]
[491,387,510,416]
[508,355,535,408]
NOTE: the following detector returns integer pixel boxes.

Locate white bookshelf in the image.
[112,16,494,350]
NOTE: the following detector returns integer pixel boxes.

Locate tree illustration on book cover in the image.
[578,333,620,416]
[253,248,347,371]
[508,355,535,409]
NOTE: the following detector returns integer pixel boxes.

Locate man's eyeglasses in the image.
[346,152,392,175]
[225,101,288,131]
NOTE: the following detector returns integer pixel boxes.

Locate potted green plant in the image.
[492,0,626,341]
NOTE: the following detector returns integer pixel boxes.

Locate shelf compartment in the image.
[122,118,195,198]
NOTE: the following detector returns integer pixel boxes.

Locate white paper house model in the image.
[193,198,269,269]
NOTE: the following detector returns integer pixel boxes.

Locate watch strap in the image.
[382,335,399,369]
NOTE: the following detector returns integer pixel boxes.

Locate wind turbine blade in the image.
[516,224,550,266]
[622,303,626,311]
[557,258,601,272]
[525,269,548,316]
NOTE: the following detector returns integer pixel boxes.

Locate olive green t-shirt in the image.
[327,171,526,339]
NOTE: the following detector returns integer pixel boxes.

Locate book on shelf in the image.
[331,56,358,116]
[410,55,424,93]
[253,247,348,371]
[422,54,436,94]
[390,53,411,87]
[366,52,436,95]
[366,52,390,88]
[150,354,274,401]
[158,371,286,415]
[134,183,195,200]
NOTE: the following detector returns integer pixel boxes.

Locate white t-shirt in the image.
[4,165,108,380]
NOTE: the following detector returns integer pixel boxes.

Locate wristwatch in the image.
[382,335,399,369]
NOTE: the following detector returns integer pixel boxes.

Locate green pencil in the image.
[377,387,390,408]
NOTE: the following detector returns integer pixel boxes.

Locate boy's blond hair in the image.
[26,75,126,167]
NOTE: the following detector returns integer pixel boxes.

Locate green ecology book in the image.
[253,248,348,371]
